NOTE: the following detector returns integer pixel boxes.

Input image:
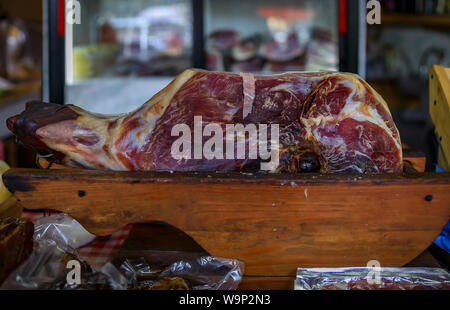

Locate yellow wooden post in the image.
[429,65,450,171]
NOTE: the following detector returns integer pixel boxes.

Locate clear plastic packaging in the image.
[295,267,450,290]
[1,214,244,290]
[120,255,244,290]
[34,214,96,249]
[1,214,126,290]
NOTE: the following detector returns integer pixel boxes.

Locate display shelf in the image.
[0,81,41,108]
[381,13,450,28]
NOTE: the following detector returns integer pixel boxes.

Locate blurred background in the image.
[0,0,449,170]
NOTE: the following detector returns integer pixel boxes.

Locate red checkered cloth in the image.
[21,211,132,270]
[77,226,132,269]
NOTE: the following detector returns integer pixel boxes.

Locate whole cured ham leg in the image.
[7,69,403,173]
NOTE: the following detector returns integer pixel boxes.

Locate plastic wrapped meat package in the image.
[295,267,450,290]
[120,255,244,290]
[0,214,126,290]
[33,214,96,249]
[1,214,244,290]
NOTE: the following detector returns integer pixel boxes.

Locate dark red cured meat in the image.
[6,69,403,173]
[208,30,238,51]
[264,33,303,62]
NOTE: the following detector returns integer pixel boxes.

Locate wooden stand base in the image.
[3,166,450,277]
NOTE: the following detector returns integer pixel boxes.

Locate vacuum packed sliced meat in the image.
[7,69,402,173]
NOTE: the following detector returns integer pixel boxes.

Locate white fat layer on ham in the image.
[106,69,197,169]
[300,76,401,173]
[339,79,401,150]
[40,69,198,170]
[240,72,255,119]
[302,77,401,153]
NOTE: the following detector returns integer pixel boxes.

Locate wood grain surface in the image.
[0,196,23,219]
[3,168,450,276]
[111,222,447,290]
[112,222,295,289]
[430,65,450,171]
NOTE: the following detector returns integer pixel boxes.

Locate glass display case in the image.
[67,0,193,82]
[63,0,194,114]
[43,0,365,114]
[204,0,339,74]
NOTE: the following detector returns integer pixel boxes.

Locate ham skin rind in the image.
[6,69,403,173]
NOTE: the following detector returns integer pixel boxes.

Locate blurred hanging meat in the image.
[263,33,303,62]
[231,36,263,62]
[231,57,265,73]
[7,69,403,173]
[208,30,239,51]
